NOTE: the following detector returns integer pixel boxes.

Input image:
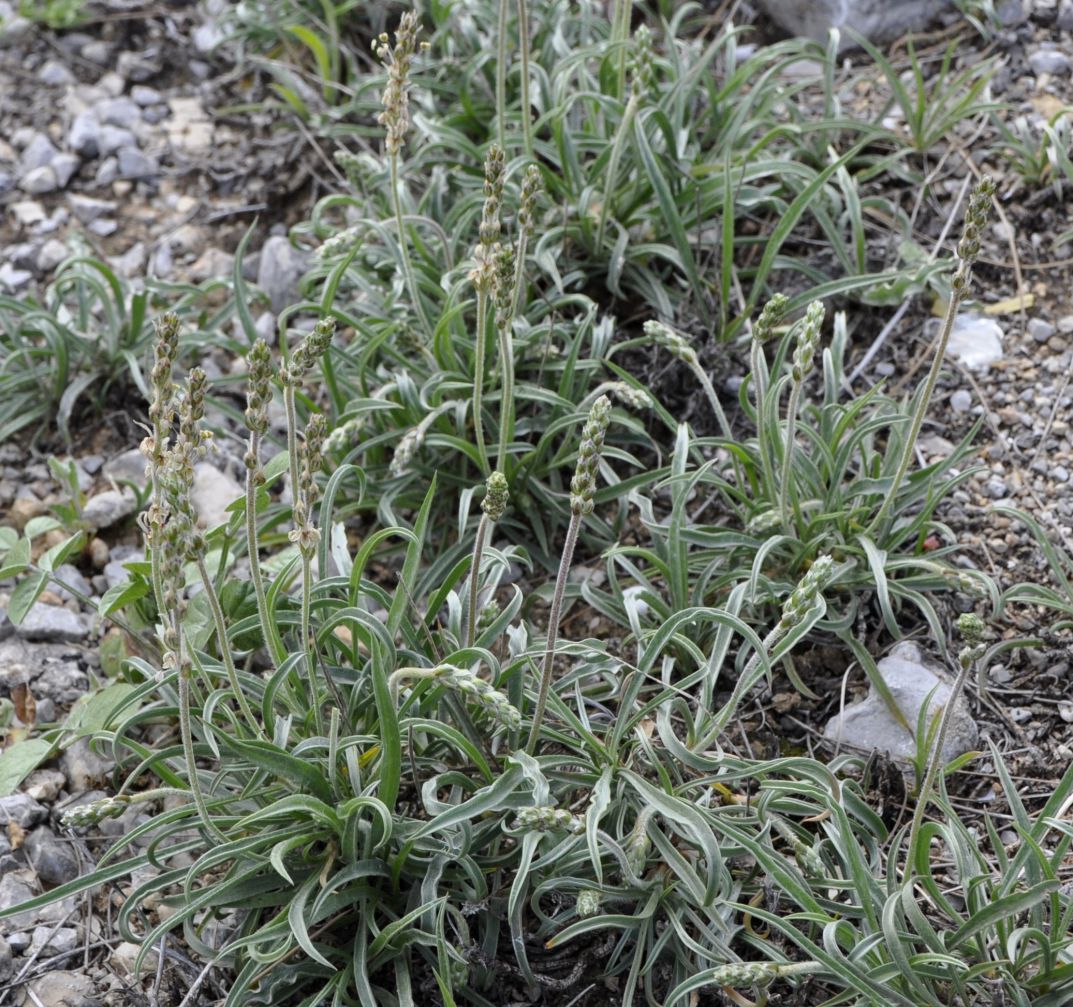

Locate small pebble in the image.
[950,389,973,413]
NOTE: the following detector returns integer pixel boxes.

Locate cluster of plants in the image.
[4,4,1073,1007]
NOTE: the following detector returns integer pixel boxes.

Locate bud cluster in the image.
[624,813,652,877]
[434,665,521,731]
[776,555,834,635]
[791,301,825,384]
[608,381,652,411]
[752,293,790,344]
[956,612,986,669]
[628,24,654,98]
[62,793,132,828]
[570,395,612,517]
[142,312,181,476]
[701,962,783,989]
[374,12,427,156]
[513,805,586,834]
[644,319,698,366]
[481,471,509,521]
[576,889,601,917]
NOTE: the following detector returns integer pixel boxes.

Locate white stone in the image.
[192,463,244,529]
[824,640,978,765]
[755,0,955,44]
[945,313,1003,370]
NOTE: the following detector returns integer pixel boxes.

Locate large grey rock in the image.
[824,640,978,764]
[117,146,157,179]
[53,564,92,603]
[67,112,101,158]
[0,871,38,930]
[755,0,955,43]
[82,488,137,531]
[0,794,48,830]
[95,96,141,129]
[29,925,79,957]
[0,936,11,983]
[16,970,99,1007]
[20,166,59,195]
[19,133,60,175]
[257,235,309,312]
[62,739,114,794]
[192,463,243,529]
[15,604,88,644]
[25,828,80,886]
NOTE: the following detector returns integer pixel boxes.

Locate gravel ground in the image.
[1,2,1072,1005]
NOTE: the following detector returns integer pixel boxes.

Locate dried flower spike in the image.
[644,319,697,366]
[480,144,505,249]
[570,396,612,517]
[283,318,335,386]
[374,11,427,156]
[434,665,521,731]
[517,165,542,239]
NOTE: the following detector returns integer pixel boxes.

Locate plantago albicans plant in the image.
[467,471,509,647]
[779,300,824,531]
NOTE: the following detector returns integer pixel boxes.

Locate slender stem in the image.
[473,288,491,475]
[390,152,432,340]
[595,91,639,251]
[510,232,529,319]
[516,0,533,157]
[611,0,631,100]
[904,655,973,880]
[525,513,581,754]
[495,317,514,473]
[466,514,492,648]
[148,471,167,619]
[750,340,766,422]
[866,276,965,535]
[196,557,262,737]
[245,432,283,669]
[496,0,509,149]
[284,385,301,525]
[779,381,802,532]
[689,359,733,442]
[301,551,324,736]
[175,622,223,842]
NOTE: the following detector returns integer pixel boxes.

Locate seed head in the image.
[480,144,505,248]
[375,11,427,157]
[791,301,825,383]
[753,293,790,344]
[494,244,515,333]
[481,471,509,521]
[244,339,274,438]
[628,24,654,98]
[62,794,132,828]
[283,318,335,386]
[952,175,995,295]
[699,962,784,989]
[513,806,586,834]
[608,381,652,410]
[570,395,612,517]
[517,165,542,239]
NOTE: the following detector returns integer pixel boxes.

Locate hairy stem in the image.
[301,551,324,736]
[466,513,492,648]
[175,623,223,841]
[495,320,514,473]
[496,0,509,149]
[473,288,491,475]
[526,512,581,754]
[779,381,802,532]
[867,279,964,535]
[196,557,262,737]
[390,152,432,340]
[245,432,283,669]
[517,0,533,157]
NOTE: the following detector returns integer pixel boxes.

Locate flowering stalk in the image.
[749,293,791,499]
[141,313,180,619]
[905,613,986,878]
[282,318,334,515]
[62,788,189,828]
[467,472,509,647]
[290,411,327,736]
[242,339,285,669]
[389,663,521,732]
[493,246,516,472]
[470,145,505,475]
[376,13,432,340]
[511,165,541,318]
[868,176,995,535]
[702,961,822,990]
[700,556,835,745]
[779,301,825,532]
[526,396,612,754]
[644,319,731,441]
[517,0,533,157]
